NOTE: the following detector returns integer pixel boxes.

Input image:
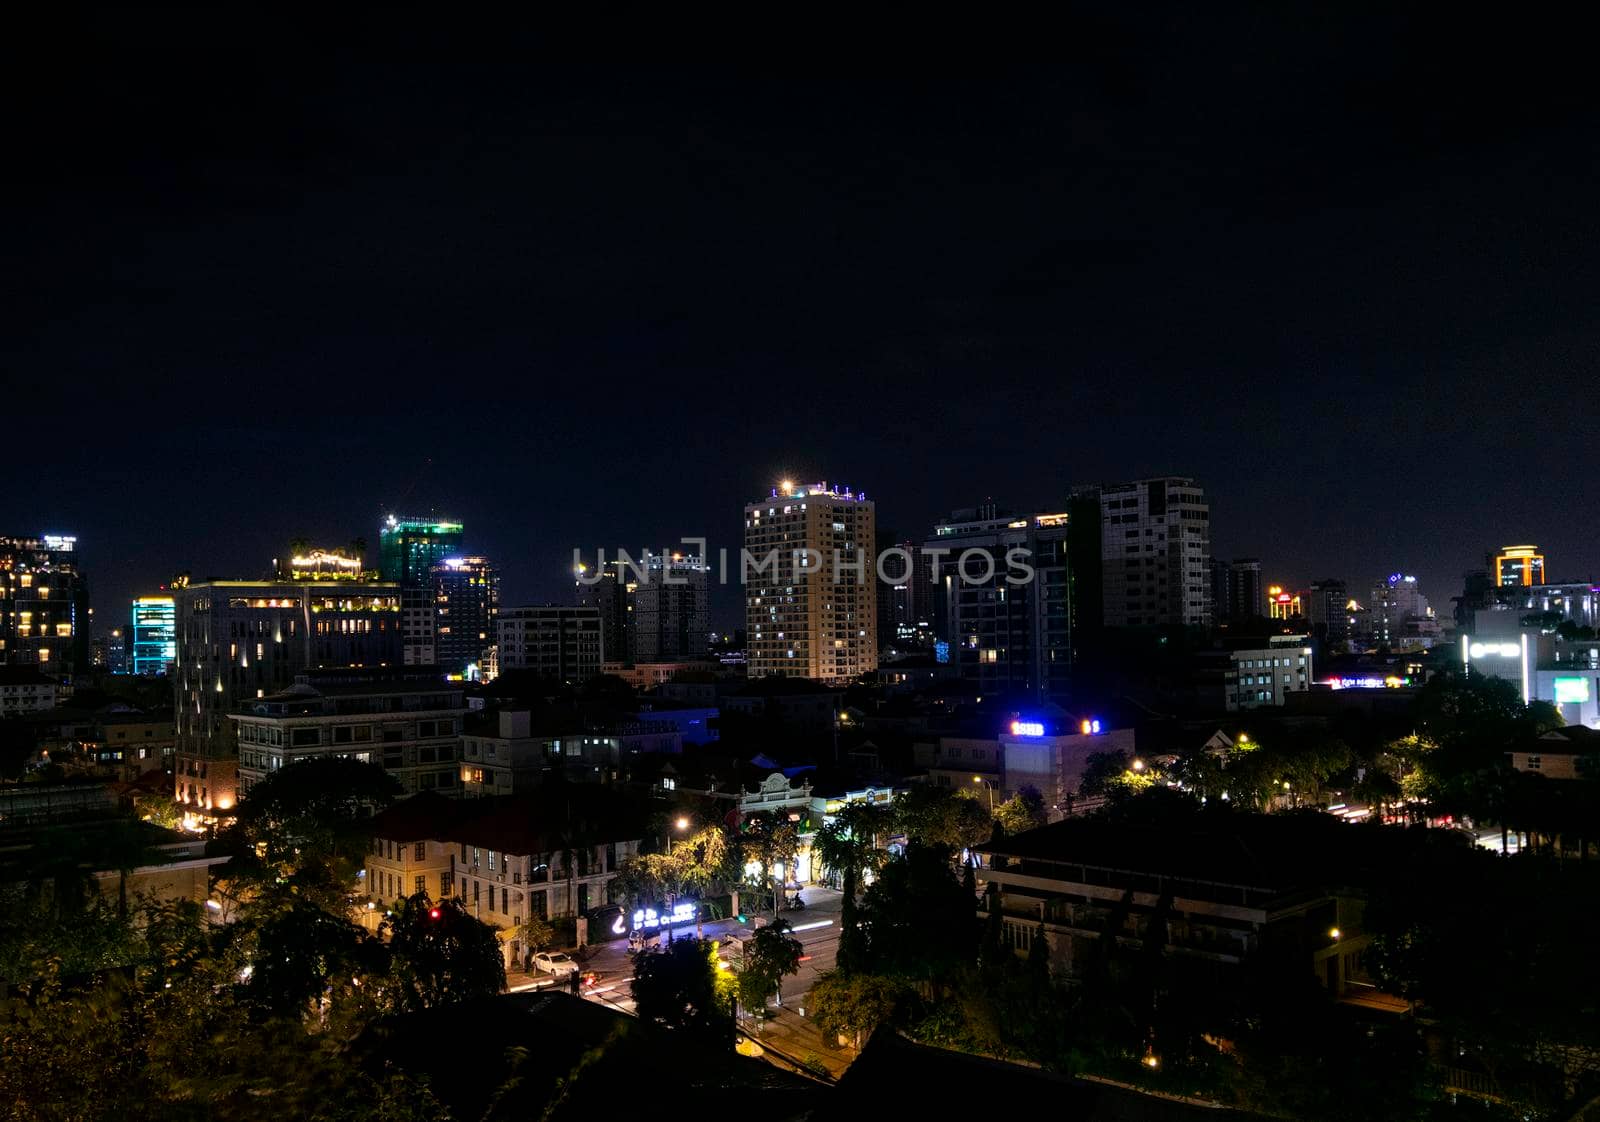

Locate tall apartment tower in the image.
[744,480,877,684]
[575,560,634,664]
[924,506,1071,701]
[431,555,499,679]
[0,534,91,678]
[1226,559,1263,620]
[381,516,464,669]
[877,540,935,653]
[1095,477,1211,628]
[1307,578,1351,649]
[633,552,709,661]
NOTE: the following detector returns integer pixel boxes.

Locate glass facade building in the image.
[130,595,177,675]
[379,516,465,586]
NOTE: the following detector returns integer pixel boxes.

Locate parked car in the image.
[532,951,579,976]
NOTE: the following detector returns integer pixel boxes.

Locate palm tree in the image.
[813,802,889,975]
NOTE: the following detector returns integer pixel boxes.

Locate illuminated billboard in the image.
[1553,677,1591,705]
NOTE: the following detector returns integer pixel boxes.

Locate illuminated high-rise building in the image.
[1494,545,1545,588]
[130,595,177,675]
[379,515,464,585]
[379,516,464,669]
[1092,477,1211,628]
[633,552,709,661]
[575,559,634,664]
[431,556,499,679]
[0,534,90,678]
[924,506,1070,701]
[744,480,877,684]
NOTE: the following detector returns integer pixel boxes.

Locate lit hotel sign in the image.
[1468,642,1520,659]
[1326,676,1411,690]
[1009,721,1045,737]
[631,902,698,931]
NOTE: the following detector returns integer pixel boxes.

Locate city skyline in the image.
[15,492,1590,636]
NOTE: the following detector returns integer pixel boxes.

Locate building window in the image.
[1527,756,1542,770]
[414,842,426,861]
[415,875,426,895]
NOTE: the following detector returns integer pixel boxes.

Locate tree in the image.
[1079,750,1133,798]
[677,824,733,938]
[858,845,976,983]
[893,785,991,858]
[383,894,505,1012]
[512,915,555,968]
[810,971,908,1049]
[230,893,386,1023]
[630,937,727,1040]
[993,787,1047,836]
[234,756,402,878]
[737,917,802,1014]
[812,802,889,975]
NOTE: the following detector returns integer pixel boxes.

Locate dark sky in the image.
[9,13,1599,632]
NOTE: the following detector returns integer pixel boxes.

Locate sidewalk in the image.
[740,1004,855,1081]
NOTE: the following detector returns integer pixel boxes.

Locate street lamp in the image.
[667,815,690,855]
[972,776,995,811]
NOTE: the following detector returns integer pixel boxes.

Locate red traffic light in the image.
[428,907,441,920]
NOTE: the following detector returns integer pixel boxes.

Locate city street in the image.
[509,886,844,1022]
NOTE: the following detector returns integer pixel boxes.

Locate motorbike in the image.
[787,893,805,910]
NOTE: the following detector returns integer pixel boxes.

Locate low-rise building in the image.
[917,715,1135,814]
[0,666,61,715]
[1192,634,1313,711]
[366,789,648,965]
[977,814,1427,998]
[231,668,464,799]
[459,709,685,797]
[1508,726,1600,780]
[95,709,176,776]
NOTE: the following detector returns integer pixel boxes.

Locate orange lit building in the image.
[1494,544,1545,588]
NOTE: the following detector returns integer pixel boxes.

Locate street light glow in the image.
[675,816,690,831]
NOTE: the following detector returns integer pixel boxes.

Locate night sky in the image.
[9,14,1599,631]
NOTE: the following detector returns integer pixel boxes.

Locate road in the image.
[509,887,844,1019]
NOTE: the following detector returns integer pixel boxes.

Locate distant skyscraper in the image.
[1207,558,1232,621]
[1307,578,1350,648]
[633,552,708,661]
[97,627,128,673]
[380,515,464,670]
[877,540,935,653]
[1494,544,1545,588]
[1093,478,1211,628]
[924,505,1071,701]
[379,515,464,585]
[1227,559,1263,621]
[575,560,634,664]
[0,534,90,678]
[1368,574,1430,648]
[744,480,877,684]
[130,595,177,676]
[431,556,499,679]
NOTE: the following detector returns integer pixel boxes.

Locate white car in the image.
[533,951,579,976]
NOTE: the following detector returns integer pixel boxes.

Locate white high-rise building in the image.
[744,480,877,684]
[1095,477,1211,628]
